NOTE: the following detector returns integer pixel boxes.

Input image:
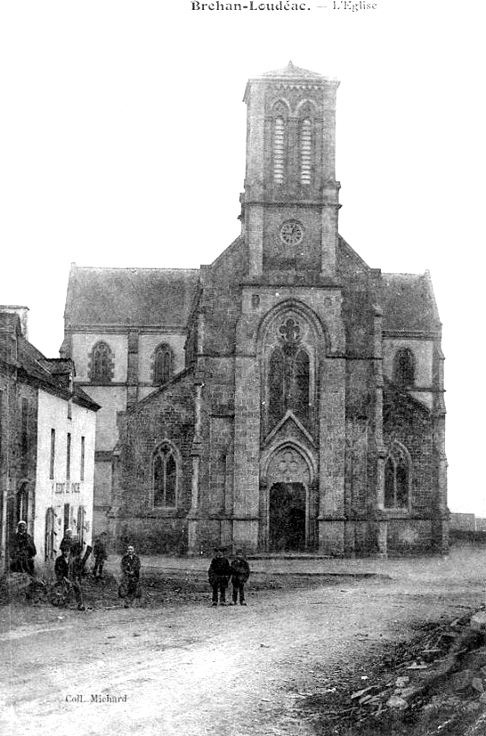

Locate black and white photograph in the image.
[1,1,485,734]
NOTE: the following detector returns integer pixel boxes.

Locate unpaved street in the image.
[1,546,485,736]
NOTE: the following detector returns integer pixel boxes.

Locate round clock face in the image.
[280,220,304,247]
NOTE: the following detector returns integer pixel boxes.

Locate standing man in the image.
[10,521,36,575]
[230,549,250,606]
[92,532,108,580]
[69,538,87,611]
[208,547,231,606]
[120,545,141,608]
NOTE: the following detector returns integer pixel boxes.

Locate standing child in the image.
[230,549,250,606]
[208,547,231,606]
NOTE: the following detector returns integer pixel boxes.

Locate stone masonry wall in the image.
[115,372,195,553]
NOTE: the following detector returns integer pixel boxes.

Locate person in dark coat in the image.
[92,532,108,580]
[50,547,72,607]
[69,538,88,610]
[60,528,73,555]
[10,520,36,575]
[230,549,250,606]
[208,547,231,606]
[120,545,141,608]
[54,548,70,583]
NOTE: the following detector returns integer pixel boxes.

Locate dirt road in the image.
[1,546,485,736]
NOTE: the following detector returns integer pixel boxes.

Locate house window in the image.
[66,433,71,481]
[50,429,56,480]
[384,443,410,509]
[393,348,415,387]
[80,436,85,481]
[63,503,70,533]
[89,341,114,383]
[45,507,56,560]
[268,318,310,428]
[77,506,86,546]
[20,398,29,475]
[153,443,178,507]
[300,119,312,184]
[16,483,30,524]
[153,344,173,386]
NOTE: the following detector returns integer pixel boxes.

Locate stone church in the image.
[62,62,448,557]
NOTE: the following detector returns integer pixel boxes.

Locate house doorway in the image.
[269,482,306,551]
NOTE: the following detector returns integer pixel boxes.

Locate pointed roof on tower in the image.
[244,61,339,101]
[261,61,328,79]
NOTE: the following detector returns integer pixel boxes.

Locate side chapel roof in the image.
[380,271,441,332]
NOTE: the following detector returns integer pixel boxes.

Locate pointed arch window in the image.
[153,343,173,386]
[273,116,286,184]
[300,119,312,185]
[393,348,415,387]
[89,341,114,383]
[268,318,310,428]
[153,443,178,508]
[384,443,411,509]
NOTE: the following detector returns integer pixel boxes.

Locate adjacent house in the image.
[0,308,99,572]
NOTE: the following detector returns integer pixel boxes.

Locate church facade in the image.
[62,63,448,557]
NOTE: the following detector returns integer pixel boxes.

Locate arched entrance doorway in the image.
[262,444,315,552]
[269,482,306,551]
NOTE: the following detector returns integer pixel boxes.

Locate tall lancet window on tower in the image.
[300,119,312,184]
[273,117,286,183]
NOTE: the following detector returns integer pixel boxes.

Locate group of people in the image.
[55,529,141,610]
[208,547,251,606]
[10,522,251,609]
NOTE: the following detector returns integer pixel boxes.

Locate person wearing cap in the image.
[230,549,250,606]
[60,528,73,555]
[120,545,141,608]
[10,520,36,575]
[208,547,231,606]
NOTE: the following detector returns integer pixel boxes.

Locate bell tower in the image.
[242,61,341,278]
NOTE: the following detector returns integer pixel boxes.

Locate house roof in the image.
[64,265,200,328]
[380,272,441,332]
[16,336,100,410]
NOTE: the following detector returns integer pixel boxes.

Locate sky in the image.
[1,1,484,515]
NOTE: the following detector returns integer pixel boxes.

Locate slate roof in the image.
[64,265,200,328]
[16,335,99,410]
[380,272,441,332]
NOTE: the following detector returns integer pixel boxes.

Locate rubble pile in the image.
[305,609,486,735]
